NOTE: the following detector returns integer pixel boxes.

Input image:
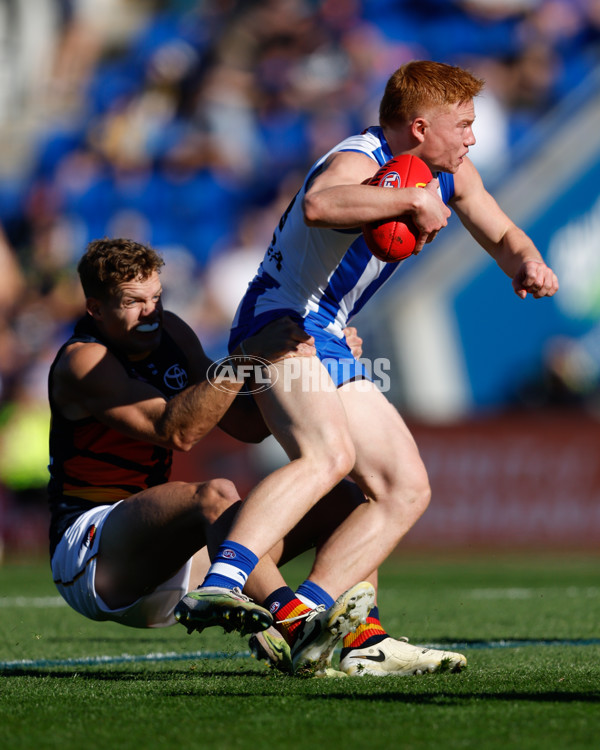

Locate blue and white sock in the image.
[295,579,335,609]
[201,540,258,590]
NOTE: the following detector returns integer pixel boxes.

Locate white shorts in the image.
[51,502,192,628]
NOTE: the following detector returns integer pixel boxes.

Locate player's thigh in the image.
[255,355,354,462]
[338,379,429,501]
[98,479,239,573]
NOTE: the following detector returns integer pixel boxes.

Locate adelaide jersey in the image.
[229,126,455,351]
[47,315,190,556]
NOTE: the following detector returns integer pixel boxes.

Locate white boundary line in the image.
[0,650,250,670]
[0,596,67,607]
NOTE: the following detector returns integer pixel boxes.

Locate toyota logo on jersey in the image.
[164,364,188,390]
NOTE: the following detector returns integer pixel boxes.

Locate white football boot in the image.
[339,636,467,676]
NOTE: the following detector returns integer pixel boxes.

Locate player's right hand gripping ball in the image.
[362,154,432,262]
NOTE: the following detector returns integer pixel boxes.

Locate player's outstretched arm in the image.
[451,158,559,299]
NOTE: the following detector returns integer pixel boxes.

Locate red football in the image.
[362,154,433,262]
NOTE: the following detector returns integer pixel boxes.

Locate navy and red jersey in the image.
[47,315,190,556]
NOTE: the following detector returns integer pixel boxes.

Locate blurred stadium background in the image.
[1,0,600,559]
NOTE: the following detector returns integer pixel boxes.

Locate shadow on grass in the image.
[303,690,600,704]
[0,666,261,680]
[3,667,599,704]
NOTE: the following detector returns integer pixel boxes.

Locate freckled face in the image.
[88,271,164,359]
[419,100,476,174]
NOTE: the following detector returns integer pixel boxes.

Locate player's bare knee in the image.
[412,477,431,516]
[398,473,431,522]
[335,444,355,479]
[377,468,430,520]
[321,441,355,485]
[194,478,240,522]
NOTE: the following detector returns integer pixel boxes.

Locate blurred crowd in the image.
[1,0,600,553]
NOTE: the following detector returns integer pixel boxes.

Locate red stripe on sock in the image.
[343,619,387,649]
[274,598,311,644]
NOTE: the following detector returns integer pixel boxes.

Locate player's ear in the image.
[86,297,102,320]
[411,117,427,143]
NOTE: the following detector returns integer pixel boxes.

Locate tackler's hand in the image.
[239,317,316,362]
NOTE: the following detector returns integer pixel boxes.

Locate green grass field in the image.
[1,552,599,750]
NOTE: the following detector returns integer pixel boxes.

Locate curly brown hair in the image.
[77,238,164,299]
[379,60,484,128]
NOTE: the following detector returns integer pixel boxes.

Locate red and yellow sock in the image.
[263,586,312,645]
[276,598,313,645]
[341,606,387,654]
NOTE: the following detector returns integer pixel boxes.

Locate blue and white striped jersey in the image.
[230,126,454,350]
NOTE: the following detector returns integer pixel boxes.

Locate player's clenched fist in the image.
[512,260,559,299]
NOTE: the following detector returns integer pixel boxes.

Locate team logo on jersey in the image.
[164,364,188,390]
[82,524,97,549]
[222,549,236,559]
[379,171,401,189]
